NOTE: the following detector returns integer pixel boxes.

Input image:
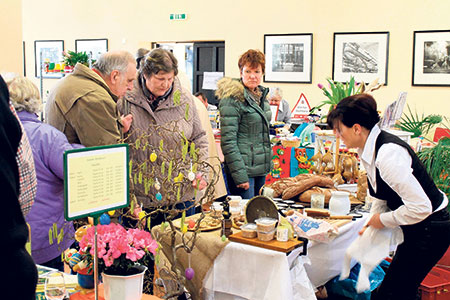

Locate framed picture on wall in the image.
[264,33,313,83]
[34,40,64,78]
[333,31,389,85]
[412,30,450,86]
[75,38,108,62]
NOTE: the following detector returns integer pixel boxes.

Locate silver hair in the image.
[2,73,42,113]
[93,50,135,76]
[268,87,283,99]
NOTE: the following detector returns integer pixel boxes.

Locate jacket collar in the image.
[17,110,40,123]
[73,63,118,102]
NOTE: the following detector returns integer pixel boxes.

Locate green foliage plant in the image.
[313,76,364,113]
[395,105,442,139]
[63,50,94,67]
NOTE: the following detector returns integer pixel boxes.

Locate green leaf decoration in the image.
[192,163,198,173]
[182,140,188,161]
[181,210,186,228]
[129,160,133,176]
[173,89,181,106]
[48,228,53,245]
[138,171,143,184]
[142,162,147,172]
[130,198,135,213]
[168,160,173,180]
[159,140,164,152]
[136,139,140,150]
[189,142,196,158]
[147,217,151,231]
[144,178,149,194]
[155,254,160,265]
[161,161,165,175]
[185,103,190,121]
[177,186,181,201]
[134,172,137,185]
[53,223,58,236]
[57,228,64,244]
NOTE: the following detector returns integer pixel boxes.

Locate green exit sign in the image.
[170,13,187,20]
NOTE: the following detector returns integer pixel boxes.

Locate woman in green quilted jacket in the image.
[216,49,272,199]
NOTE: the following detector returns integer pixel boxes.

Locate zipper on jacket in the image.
[251,144,254,166]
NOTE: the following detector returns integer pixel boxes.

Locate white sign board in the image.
[202,72,224,90]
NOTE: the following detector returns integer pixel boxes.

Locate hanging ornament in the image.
[107,210,115,216]
[188,218,196,229]
[188,161,195,181]
[150,152,157,162]
[99,213,111,225]
[154,178,161,191]
[156,192,162,201]
[185,252,194,280]
[138,211,146,220]
[221,234,227,242]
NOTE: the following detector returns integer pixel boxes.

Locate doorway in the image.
[153,41,225,106]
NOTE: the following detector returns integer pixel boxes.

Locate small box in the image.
[420,267,450,300]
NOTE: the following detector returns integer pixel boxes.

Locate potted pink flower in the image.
[79,223,158,300]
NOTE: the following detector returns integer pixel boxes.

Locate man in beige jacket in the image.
[46,50,136,147]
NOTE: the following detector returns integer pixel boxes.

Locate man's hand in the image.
[237,182,250,190]
[121,114,133,133]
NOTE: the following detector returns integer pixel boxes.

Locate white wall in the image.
[15,0,450,118]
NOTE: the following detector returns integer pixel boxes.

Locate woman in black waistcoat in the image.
[327,93,450,300]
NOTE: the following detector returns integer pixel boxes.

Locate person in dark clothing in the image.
[0,75,38,299]
[327,93,450,300]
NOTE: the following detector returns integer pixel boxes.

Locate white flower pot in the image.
[102,265,147,300]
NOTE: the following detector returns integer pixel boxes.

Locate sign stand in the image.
[64,144,130,300]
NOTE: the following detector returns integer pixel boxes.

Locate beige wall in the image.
[19,0,450,118]
[1,0,23,74]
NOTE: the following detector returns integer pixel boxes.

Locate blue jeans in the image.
[226,173,266,199]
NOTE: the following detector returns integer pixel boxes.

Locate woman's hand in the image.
[121,114,133,133]
[237,182,250,190]
[359,213,385,235]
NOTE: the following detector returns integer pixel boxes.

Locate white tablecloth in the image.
[305,214,368,287]
[203,214,369,300]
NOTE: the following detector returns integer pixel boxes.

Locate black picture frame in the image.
[412,30,450,86]
[333,31,389,85]
[75,38,108,61]
[264,33,313,83]
[34,40,64,78]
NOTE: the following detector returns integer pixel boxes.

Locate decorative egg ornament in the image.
[188,218,196,229]
[185,267,195,280]
[187,171,195,181]
[99,213,111,225]
[155,180,161,190]
[107,210,115,216]
[150,152,157,162]
[138,211,146,220]
[221,235,227,242]
[156,192,162,201]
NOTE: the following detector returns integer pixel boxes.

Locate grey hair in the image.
[268,87,283,99]
[3,73,42,113]
[93,50,135,76]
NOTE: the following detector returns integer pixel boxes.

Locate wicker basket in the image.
[281,139,301,148]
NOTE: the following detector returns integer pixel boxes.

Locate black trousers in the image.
[372,209,450,300]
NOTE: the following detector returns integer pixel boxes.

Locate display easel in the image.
[64,144,130,300]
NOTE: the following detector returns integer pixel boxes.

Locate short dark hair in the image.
[327,93,380,130]
[194,92,206,99]
[139,48,178,78]
[238,49,265,74]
